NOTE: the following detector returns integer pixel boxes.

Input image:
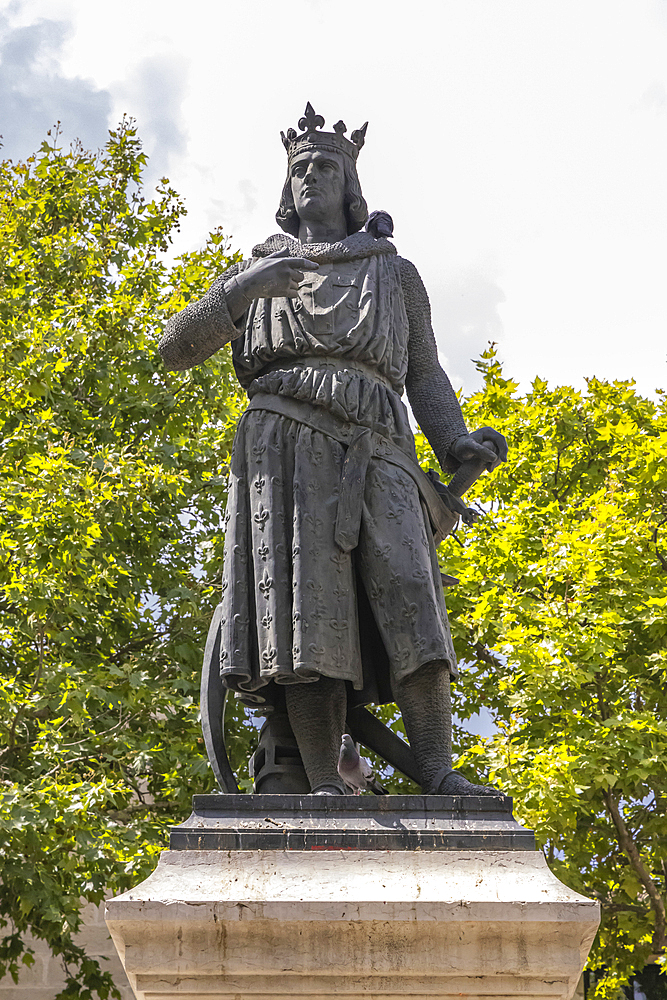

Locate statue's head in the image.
[276,103,368,238]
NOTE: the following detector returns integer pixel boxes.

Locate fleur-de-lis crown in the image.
[281,103,368,164]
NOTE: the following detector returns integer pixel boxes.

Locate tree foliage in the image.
[0,121,248,997]
[424,348,667,997]
[1,122,665,1000]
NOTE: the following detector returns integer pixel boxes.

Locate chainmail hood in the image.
[251,231,396,264]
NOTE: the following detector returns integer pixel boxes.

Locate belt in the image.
[244,392,458,550]
[254,355,397,393]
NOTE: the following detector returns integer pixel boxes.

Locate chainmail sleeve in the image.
[400,257,468,471]
[159,262,247,372]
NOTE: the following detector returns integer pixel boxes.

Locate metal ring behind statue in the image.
[200,604,240,793]
[200,601,422,792]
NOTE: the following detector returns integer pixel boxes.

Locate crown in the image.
[281,102,368,164]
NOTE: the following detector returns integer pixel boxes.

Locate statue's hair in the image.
[276,158,368,238]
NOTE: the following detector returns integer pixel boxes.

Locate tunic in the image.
[159,231,469,709]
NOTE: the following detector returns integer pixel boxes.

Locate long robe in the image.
[159,231,469,709]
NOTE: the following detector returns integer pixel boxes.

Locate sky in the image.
[1,0,667,397]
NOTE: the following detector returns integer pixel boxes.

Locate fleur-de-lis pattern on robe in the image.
[218,407,456,705]
[213,232,458,706]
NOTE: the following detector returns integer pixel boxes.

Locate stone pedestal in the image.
[105,795,599,1000]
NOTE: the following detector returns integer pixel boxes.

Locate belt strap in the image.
[335,427,373,552]
[256,355,396,393]
[245,393,458,546]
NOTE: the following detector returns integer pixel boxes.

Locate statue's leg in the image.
[392,661,451,790]
[285,676,348,794]
[393,661,499,795]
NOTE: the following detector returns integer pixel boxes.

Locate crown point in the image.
[350,121,369,150]
[333,120,347,135]
[298,102,325,133]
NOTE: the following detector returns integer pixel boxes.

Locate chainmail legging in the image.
[285,676,348,792]
[394,663,496,794]
[392,660,452,791]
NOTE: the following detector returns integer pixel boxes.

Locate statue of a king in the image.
[159,104,507,796]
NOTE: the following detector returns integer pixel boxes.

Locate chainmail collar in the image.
[251,230,397,263]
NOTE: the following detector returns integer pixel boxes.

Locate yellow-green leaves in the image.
[0,122,246,999]
[426,347,667,994]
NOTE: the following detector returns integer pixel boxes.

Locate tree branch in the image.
[106,801,171,821]
[603,788,666,954]
[589,891,651,916]
[652,517,667,573]
[473,642,504,668]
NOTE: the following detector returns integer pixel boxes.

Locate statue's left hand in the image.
[450,427,508,472]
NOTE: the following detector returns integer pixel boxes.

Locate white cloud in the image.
[4,0,667,394]
[0,10,111,158]
[113,52,188,185]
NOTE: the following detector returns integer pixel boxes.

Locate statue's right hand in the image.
[237,247,320,300]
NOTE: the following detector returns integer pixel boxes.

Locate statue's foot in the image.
[425,766,502,797]
[311,781,348,796]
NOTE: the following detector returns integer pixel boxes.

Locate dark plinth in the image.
[170,793,534,852]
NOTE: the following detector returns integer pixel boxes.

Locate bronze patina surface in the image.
[160,104,508,797]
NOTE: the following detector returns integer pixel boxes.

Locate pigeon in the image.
[366,210,394,240]
[337,734,388,795]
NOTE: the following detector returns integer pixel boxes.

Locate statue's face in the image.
[290,150,346,223]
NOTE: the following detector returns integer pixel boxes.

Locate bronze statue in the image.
[160,104,507,796]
